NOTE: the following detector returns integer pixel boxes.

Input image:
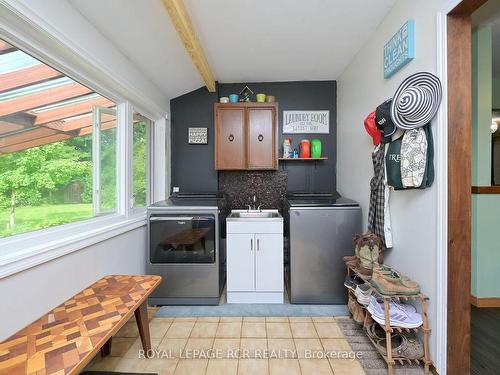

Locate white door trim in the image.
[435,1,462,374]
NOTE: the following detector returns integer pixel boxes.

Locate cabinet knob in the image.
[228,134,235,142]
[258,134,264,142]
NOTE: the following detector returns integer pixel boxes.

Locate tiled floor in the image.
[85,310,365,375]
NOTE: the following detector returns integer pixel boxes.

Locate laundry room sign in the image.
[384,20,415,79]
[283,110,329,134]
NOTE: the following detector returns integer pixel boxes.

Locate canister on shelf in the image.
[299,140,311,158]
[311,139,322,158]
[283,138,293,158]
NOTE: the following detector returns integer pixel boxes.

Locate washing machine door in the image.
[149,214,216,264]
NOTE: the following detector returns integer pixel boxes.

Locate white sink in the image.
[227,209,282,221]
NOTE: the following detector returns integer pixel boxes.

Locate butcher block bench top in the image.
[0,274,162,375]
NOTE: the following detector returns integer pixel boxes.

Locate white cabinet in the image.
[255,233,283,292]
[227,233,255,291]
[226,213,283,304]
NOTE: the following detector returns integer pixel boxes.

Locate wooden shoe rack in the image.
[345,265,433,375]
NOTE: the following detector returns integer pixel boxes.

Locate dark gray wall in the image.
[219,81,337,192]
[170,86,219,192]
[170,81,337,193]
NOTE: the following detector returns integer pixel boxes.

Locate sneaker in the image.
[344,274,365,291]
[354,283,372,306]
[389,300,417,314]
[371,266,420,296]
[367,296,423,329]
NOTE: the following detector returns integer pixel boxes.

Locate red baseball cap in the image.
[364,111,382,146]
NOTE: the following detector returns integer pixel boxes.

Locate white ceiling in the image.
[69,0,395,99]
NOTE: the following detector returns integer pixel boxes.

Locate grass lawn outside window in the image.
[0,203,92,238]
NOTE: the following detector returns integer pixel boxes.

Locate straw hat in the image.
[390,72,442,130]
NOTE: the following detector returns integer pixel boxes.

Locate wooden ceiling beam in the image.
[0,83,92,117]
[162,0,216,92]
[0,64,63,92]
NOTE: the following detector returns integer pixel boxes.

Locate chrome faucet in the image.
[247,195,260,211]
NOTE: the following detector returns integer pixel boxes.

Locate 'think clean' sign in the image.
[384,20,415,79]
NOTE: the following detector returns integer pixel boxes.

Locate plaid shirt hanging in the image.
[368,144,386,246]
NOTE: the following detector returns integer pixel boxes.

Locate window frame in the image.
[0,29,166,278]
[92,105,119,217]
[131,110,154,212]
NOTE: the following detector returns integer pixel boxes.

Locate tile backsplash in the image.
[218,171,288,211]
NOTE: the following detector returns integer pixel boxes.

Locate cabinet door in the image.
[255,233,283,292]
[227,233,255,291]
[215,108,246,169]
[247,108,276,169]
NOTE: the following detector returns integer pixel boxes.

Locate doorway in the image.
[446,0,498,374]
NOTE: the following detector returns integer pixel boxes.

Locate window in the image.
[132,112,152,208]
[0,39,118,238]
[93,106,117,215]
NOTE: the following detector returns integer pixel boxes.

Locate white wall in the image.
[337,0,448,371]
[0,227,146,340]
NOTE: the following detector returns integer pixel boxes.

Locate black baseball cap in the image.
[375,99,397,144]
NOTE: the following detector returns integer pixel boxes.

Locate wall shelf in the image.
[278,157,328,161]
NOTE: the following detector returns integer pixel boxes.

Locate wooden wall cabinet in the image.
[215,103,278,170]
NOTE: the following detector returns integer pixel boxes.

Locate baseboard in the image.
[471,295,500,307]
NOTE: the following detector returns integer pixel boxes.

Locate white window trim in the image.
[0,214,146,279]
[130,108,154,212]
[0,3,169,278]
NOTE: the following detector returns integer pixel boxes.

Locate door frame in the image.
[438,0,488,373]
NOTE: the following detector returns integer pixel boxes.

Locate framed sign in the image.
[188,127,208,144]
[283,110,329,134]
[384,20,415,79]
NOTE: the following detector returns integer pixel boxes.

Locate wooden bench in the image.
[0,274,162,375]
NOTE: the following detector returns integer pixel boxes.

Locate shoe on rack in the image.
[399,331,425,360]
[343,255,359,269]
[365,322,387,341]
[371,266,420,296]
[344,274,365,291]
[389,300,417,314]
[375,331,424,360]
[354,283,372,306]
[353,232,384,276]
[348,294,365,325]
[367,296,423,329]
